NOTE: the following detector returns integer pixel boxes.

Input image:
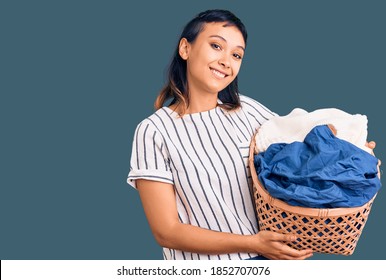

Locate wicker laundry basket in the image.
[249,137,376,255]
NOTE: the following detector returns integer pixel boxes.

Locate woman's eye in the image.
[211,43,221,50]
[233,53,242,60]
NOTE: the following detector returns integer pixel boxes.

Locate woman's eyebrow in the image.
[209,35,245,51]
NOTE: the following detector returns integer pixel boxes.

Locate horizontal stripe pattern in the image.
[127,95,275,260]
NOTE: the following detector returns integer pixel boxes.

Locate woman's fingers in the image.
[282,246,313,259]
[366,141,376,150]
[277,238,313,259]
[365,141,381,178]
[264,246,313,260]
[289,251,314,260]
[263,231,299,243]
[367,141,377,150]
[257,231,313,260]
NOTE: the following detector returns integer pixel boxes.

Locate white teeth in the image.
[211,69,226,78]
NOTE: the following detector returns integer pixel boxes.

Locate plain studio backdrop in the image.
[1,0,385,260]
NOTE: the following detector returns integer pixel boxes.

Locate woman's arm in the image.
[136,179,313,260]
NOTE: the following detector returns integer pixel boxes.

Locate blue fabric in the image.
[245,255,269,260]
[254,125,381,208]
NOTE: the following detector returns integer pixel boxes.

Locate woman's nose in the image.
[218,55,230,68]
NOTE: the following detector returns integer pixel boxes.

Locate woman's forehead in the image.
[198,22,245,48]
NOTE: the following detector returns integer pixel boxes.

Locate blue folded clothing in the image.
[254,125,381,208]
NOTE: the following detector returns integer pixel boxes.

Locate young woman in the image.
[127,9,315,260]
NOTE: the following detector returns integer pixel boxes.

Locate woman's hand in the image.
[252,231,313,260]
[366,141,376,151]
[366,141,382,179]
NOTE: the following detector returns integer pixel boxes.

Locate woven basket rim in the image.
[249,135,376,217]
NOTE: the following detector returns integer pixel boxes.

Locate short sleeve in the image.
[240,94,277,130]
[127,120,173,189]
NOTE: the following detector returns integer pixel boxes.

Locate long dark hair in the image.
[155,9,248,115]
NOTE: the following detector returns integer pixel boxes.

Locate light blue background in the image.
[1,0,385,260]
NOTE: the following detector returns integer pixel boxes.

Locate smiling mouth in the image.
[210,68,228,79]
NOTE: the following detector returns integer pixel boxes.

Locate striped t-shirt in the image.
[127,95,275,260]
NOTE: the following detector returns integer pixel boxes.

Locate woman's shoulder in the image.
[134,107,174,131]
[239,94,276,116]
[239,94,263,107]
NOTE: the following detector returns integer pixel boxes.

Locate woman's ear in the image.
[179,38,189,60]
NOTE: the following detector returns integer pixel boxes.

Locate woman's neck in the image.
[169,93,218,115]
[186,94,218,114]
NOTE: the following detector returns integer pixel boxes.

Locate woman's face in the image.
[179,22,245,97]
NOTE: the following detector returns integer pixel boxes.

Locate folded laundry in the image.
[254,108,371,154]
[254,125,381,208]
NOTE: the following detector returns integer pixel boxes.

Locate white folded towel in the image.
[254,108,371,153]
